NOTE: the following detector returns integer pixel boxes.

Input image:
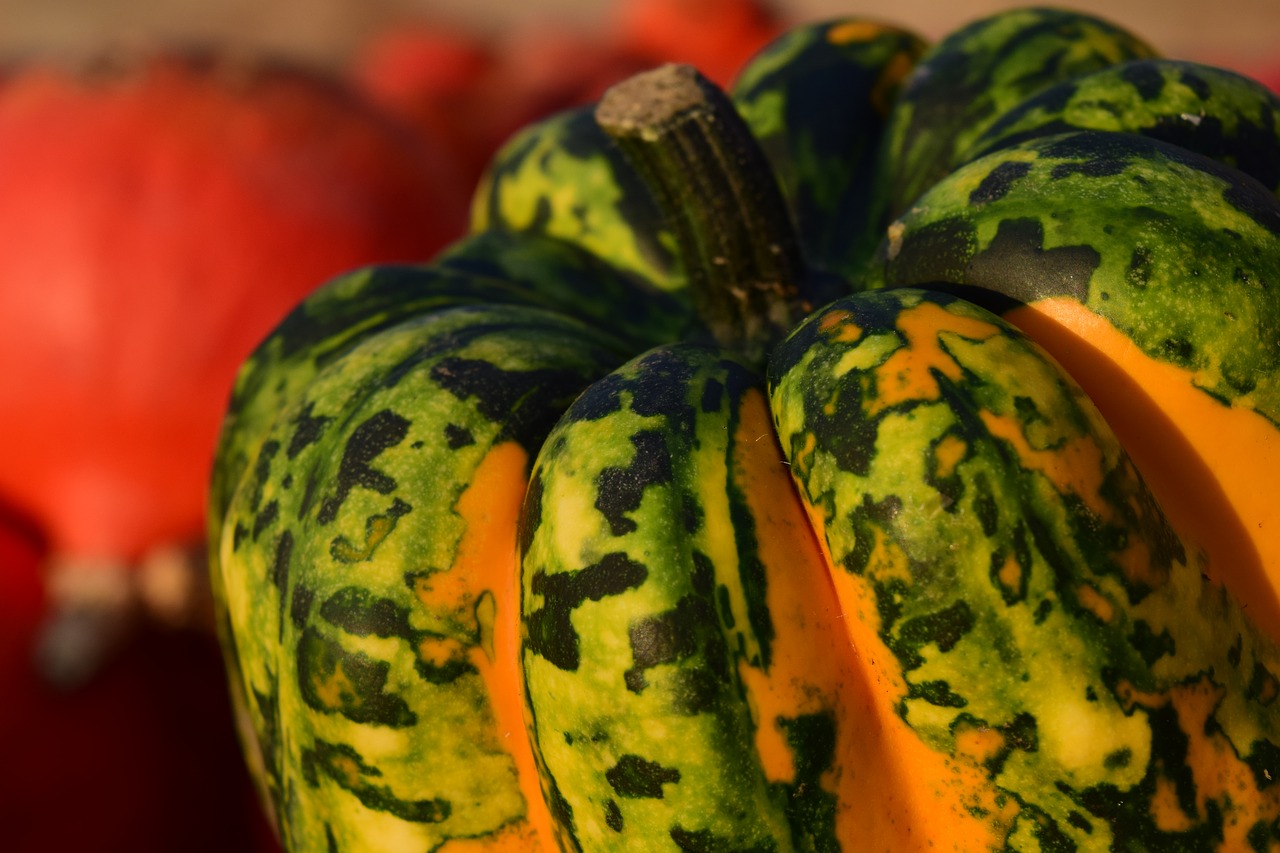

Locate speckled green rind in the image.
[214,303,625,852]
[877,7,1158,222]
[959,59,1280,192]
[434,230,697,348]
[470,105,686,297]
[208,261,538,544]
[730,18,928,281]
[518,343,840,852]
[873,129,1280,426]
[209,230,689,545]
[767,287,1280,850]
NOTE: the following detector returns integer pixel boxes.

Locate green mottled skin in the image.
[209,230,694,543]
[470,106,686,297]
[208,262,530,541]
[731,18,928,280]
[435,230,697,349]
[873,129,1280,426]
[768,288,1280,850]
[519,344,838,852]
[212,304,624,851]
[960,59,1280,191]
[877,7,1158,221]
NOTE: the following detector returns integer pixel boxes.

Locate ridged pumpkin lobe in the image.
[1006,297,1280,641]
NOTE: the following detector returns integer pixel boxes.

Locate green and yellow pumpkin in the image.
[208,7,1280,852]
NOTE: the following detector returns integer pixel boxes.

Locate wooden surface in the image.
[0,0,1274,72]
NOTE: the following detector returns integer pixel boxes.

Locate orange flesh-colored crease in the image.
[1005,299,1280,642]
[798,496,1019,850]
[421,441,556,852]
[786,303,1020,848]
[731,391,851,795]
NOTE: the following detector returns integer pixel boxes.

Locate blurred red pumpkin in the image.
[352,0,789,194]
[0,49,467,591]
[346,23,501,187]
[610,0,787,87]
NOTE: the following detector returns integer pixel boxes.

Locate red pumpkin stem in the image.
[596,63,807,364]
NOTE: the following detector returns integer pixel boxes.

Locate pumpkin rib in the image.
[1005,298,1280,640]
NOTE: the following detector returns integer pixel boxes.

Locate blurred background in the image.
[0,1,1275,851]
[0,0,1276,70]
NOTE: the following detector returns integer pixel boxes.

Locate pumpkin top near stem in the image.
[596,63,810,365]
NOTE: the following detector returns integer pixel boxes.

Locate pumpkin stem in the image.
[596,63,807,364]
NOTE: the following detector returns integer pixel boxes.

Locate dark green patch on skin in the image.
[908,679,969,709]
[273,531,294,640]
[1119,61,1166,101]
[253,499,279,541]
[1247,819,1280,852]
[893,600,977,671]
[316,410,410,525]
[965,218,1099,304]
[669,824,778,853]
[525,552,649,671]
[1230,636,1245,669]
[605,800,623,832]
[606,754,682,799]
[624,594,727,707]
[700,377,725,415]
[430,356,606,450]
[1248,739,1280,791]
[320,587,413,639]
[596,430,674,537]
[563,372,628,422]
[1129,621,1176,667]
[627,349,702,429]
[1075,702,1229,849]
[1249,662,1280,706]
[301,740,450,823]
[291,584,314,631]
[843,494,903,575]
[1021,804,1076,853]
[775,712,839,852]
[889,217,979,288]
[288,402,332,459]
[296,627,416,727]
[443,423,474,449]
[970,160,1033,204]
[1103,748,1132,770]
[247,440,281,517]
[545,778,581,853]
